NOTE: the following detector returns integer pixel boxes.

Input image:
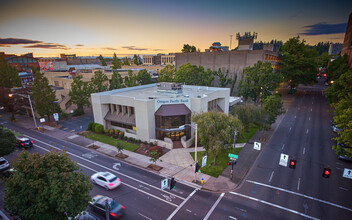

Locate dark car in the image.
[0,157,10,172]
[18,137,33,148]
[88,195,125,219]
[336,143,352,162]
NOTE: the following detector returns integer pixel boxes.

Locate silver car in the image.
[0,157,10,172]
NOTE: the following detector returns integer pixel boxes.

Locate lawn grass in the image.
[85,133,139,152]
[189,124,259,177]
[237,124,259,143]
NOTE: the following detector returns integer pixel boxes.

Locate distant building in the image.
[328,43,342,56]
[205,42,229,52]
[161,54,175,65]
[236,32,257,50]
[143,55,154,65]
[342,12,352,68]
[1,52,39,85]
[142,54,175,65]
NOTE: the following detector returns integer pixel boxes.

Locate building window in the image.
[111,121,133,130]
[130,107,134,115]
[54,81,59,86]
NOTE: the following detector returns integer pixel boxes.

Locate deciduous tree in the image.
[69,75,91,114]
[158,65,175,82]
[0,126,17,157]
[192,112,243,165]
[280,36,318,89]
[263,95,285,125]
[137,69,152,85]
[4,150,92,220]
[238,61,282,103]
[181,44,198,53]
[0,57,21,88]
[174,63,214,86]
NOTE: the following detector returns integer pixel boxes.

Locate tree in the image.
[137,69,152,85]
[263,95,285,125]
[174,63,214,86]
[123,57,130,66]
[98,54,107,66]
[238,61,282,103]
[0,57,21,88]
[213,68,238,93]
[4,150,92,220]
[0,126,17,157]
[69,75,91,114]
[316,52,333,69]
[280,36,318,89]
[311,41,331,55]
[231,104,267,131]
[158,65,175,82]
[181,44,198,53]
[325,69,352,104]
[32,69,57,121]
[109,71,124,90]
[149,150,162,166]
[333,95,352,152]
[124,70,138,87]
[192,112,243,165]
[326,54,349,83]
[112,53,122,69]
[90,70,108,93]
[133,54,141,65]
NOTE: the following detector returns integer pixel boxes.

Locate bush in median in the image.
[87,122,95,131]
[94,124,104,133]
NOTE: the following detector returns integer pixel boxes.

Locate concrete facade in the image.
[175,50,281,92]
[91,83,230,148]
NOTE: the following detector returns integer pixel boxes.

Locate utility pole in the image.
[229,35,233,50]
[230,130,237,180]
[105,199,110,220]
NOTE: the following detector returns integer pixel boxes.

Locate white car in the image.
[90,172,121,190]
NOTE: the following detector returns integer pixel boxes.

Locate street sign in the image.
[343,168,352,179]
[228,153,238,159]
[279,153,289,167]
[53,113,59,121]
[40,118,45,123]
[161,178,168,190]
[202,155,207,168]
[254,142,261,151]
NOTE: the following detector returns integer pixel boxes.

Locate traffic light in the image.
[322,168,331,178]
[195,162,200,173]
[170,177,176,190]
[227,160,237,166]
[289,159,296,169]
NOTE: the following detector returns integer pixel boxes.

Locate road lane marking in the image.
[306,129,309,134]
[167,189,198,220]
[297,178,301,191]
[138,213,152,220]
[246,180,352,212]
[269,171,274,183]
[303,148,305,155]
[339,187,348,191]
[229,216,237,220]
[310,108,312,111]
[33,144,179,207]
[26,135,186,200]
[289,127,291,132]
[186,209,192,213]
[282,144,285,150]
[294,115,296,119]
[204,193,225,220]
[309,117,311,121]
[229,191,319,220]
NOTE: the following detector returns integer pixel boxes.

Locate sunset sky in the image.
[0,0,351,57]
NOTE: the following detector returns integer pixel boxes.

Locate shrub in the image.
[88,122,95,131]
[119,131,124,138]
[72,108,84,116]
[94,124,104,133]
[128,137,133,142]
[143,141,148,145]
[149,142,154,146]
[137,139,142,143]
[104,129,109,134]
[109,129,114,136]
[60,112,68,119]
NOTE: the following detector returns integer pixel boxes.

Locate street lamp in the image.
[9,93,38,129]
[179,123,198,183]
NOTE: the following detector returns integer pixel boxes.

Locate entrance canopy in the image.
[155,104,191,117]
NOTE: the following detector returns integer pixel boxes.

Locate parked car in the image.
[0,157,10,172]
[332,124,343,133]
[336,143,352,162]
[90,171,121,190]
[88,195,125,219]
[18,137,33,148]
[338,154,352,162]
[1,168,15,178]
[74,211,98,220]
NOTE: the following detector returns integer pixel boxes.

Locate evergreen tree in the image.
[32,69,57,121]
[133,54,139,65]
[69,75,91,114]
[112,53,122,69]
[137,69,152,85]
[124,70,138,87]
[90,71,108,93]
[109,71,124,90]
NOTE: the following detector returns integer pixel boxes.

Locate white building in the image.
[91,83,230,149]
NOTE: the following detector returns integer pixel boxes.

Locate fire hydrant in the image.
[201,178,204,184]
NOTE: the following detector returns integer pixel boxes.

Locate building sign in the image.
[155,98,190,112]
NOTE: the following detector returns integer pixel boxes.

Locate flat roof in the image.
[93,83,229,100]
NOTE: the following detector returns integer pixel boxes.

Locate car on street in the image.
[88,195,125,219]
[0,157,10,172]
[18,137,33,148]
[90,171,121,190]
[336,143,352,162]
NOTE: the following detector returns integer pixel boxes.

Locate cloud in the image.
[75,44,85,46]
[153,48,165,51]
[102,47,117,50]
[0,38,43,45]
[23,43,69,50]
[299,22,347,36]
[122,46,148,51]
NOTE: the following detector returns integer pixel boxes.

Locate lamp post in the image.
[231,129,238,180]
[9,93,38,129]
[179,123,198,183]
